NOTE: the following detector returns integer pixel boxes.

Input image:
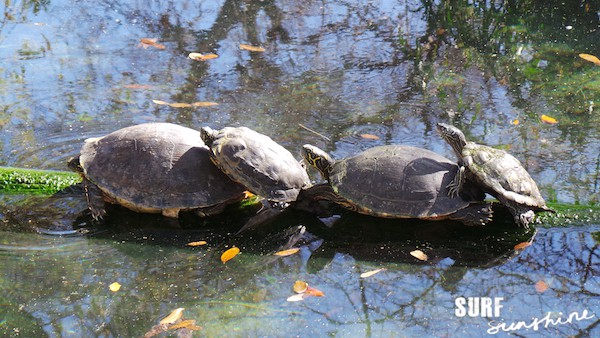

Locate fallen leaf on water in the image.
[124,84,153,90]
[360,268,386,278]
[109,282,121,292]
[305,286,325,297]
[541,114,558,124]
[152,99,218,108]
[535,280,549,293]
[286,294,306,302]
[579,53,600,65]
[293,280,308,294]
[159,308,185,325]
[188,52,219,61]
[410,249,428,261]
[168,320,201,331]
[512,119,519,125]
[187,241,207,247]
[221,247,240,264]
[514,241,532,250]
[274,248,300,257]
[239,44,266,52]
[360,133,380,140]
[139,38,166,50]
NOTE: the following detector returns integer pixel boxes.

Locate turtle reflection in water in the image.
[68,123,247,220]
[301,144,493,226]
[436,123,554,227]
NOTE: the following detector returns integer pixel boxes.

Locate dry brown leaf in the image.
[124,84,153,90]
[168,320,201,331]
[514,241,532,250]
[579,53,600,65]
[187,241,207,247]
[152,99,218,108]
[274,248,300,257]
[191,101,218,107]
[109,282,121,292]
[360,268,386,278]
[221,247,240,264]
[541,114,558,124]
[152,99,169,106]
[305,286,325,297]
[239,44,266,52]
[139,38,166,50]
[410,249,428,261]
[286,293,306,302]
[360,133,380,140]
[159,308,185,325]
[293,280,308,294]
[188,52,218,61]
[169,102,193,108]
[535,280,549,293]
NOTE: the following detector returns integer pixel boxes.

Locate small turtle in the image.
[301,144,493,226]
[68,123,247,219]
[200,126,311,206]
[436,123,554,227]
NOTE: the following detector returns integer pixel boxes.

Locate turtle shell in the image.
[462,143,547,208]
[206,127,310,202]
[78,123,246,214]
[328,145,484,218]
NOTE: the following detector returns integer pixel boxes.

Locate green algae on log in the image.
[0,167,81,195]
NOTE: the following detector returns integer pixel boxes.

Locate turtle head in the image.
[200,126,218,147]
[436,123,467,158]
[301,144,334,181]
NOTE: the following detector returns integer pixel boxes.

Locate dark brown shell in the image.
[329,145,484,218]
[79,123,246,212]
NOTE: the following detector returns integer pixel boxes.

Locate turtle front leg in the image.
[447,165,466,198]
[448,202,493,226]
[82,178,107,220]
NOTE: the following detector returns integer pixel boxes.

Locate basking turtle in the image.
[68,123,247,219]
[200,126,311,206]
[301,144,493,226]
[436,123,554,227]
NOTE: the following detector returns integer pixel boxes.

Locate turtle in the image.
[200,126,311,206]
[436,122,554,227]
[68,123,247,219]
[301,144,493,226]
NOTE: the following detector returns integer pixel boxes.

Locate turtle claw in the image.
[446,180,460,198]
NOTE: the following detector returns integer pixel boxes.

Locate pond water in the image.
[1,0,599,337]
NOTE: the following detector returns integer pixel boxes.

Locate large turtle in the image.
[301,144,493,226]
[200,126,311,206]
[68,123,247,219]
[436,123,554,227]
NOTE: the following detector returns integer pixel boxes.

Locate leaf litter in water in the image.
[535,280,549,293]
[187,240,207,247]
[579,53,600,65]
[410,249,428,261]
[152,99,218,108]
[188,52,218,61]
[288,280,324,301]
[221,247,240,264]
[274,248,300,257]
[239,44,266,52]
[360,268,386,278]
[160,308,185,325]
[541,114,558,124]
[360,133,380,140]
[138,38,166,50]
[514,241,532,250]
[109,282,121,292]
[168,319,201,331]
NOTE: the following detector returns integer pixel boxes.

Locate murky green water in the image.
[1,0,599,337]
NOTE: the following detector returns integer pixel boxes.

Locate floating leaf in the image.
[305,286,325,297]
[274,248,300,257]
[293,280,308,294]
[187,241,207,247]
[160,308,185,325]
[535,280,549,293]
[139,38,166,50]
[109,282,121,292]
[152,99,218,108]
[579,53,600,65]
[410,249,428,261]
[124,84,153,90]
[360,133,380,140]
[168,320,201,331]
[188,52,218,61]
[360,268,386,278]
[221,247,240,264]
[512,119,519,125]
[239,44,266,52]
[286,294,306,302]
[514,241,532,250]
[541,114,558,124]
